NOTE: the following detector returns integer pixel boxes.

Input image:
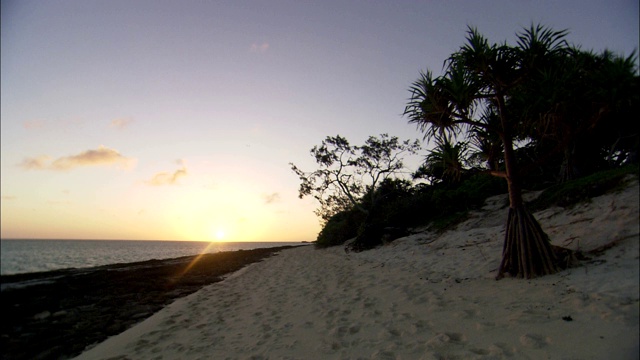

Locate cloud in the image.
[23,120,46,130]
[145,160,187,186]
[110,118,134,130]
[250,42,270,53]
[2,195,17,201]
[18,155,51,170]
[51,146,134,170]
[263,192,281,204]
[47,200,72,206]
[19,146,134,171]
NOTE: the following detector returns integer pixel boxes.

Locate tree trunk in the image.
[501,134,523,208]
[559,143,578,182]
[496,135,559,279]
[496,206,559,279]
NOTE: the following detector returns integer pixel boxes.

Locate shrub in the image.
[528,165,639,211]
[347,173,509,250]
[384,173,506,231]
[315,209,365,248]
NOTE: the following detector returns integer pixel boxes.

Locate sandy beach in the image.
[75,179,639,360]
[1,246,300,360]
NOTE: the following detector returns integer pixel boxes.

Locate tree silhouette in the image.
[405,25,570,278]
[290,134,420,225]
[513,48,639,181]
[414,135,469,184]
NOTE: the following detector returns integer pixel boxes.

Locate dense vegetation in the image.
[292,24,638,278]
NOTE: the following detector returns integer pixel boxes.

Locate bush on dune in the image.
[313,166,638,250]
[315,209,365,248]
[296,23,637,280]
[386,173,506,231]
[319,173,508,250]
[528,165,639,211]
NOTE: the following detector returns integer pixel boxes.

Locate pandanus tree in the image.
[591,51,640,167]
[511,47,639,181]
[468,107,503,172]
[405,25,570,279]
[414,135,470,184]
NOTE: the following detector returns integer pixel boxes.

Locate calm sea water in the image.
[0,239,307,276]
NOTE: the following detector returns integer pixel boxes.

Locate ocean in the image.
[0,239,308,276]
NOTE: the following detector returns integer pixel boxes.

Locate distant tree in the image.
[405,25,571,279]
[290,134,421,225]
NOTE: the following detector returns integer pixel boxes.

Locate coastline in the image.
[4,179,638,359]
[0,245,303,360]
[74,179,639,359]
[0,240,307,276]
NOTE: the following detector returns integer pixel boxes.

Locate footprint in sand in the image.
[488,342,515,356]
[519,333,551,348]
[456,308,479,319]
[474,321,496,330]
[426,332,467,349]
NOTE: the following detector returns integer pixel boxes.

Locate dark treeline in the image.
[292,24,638,279]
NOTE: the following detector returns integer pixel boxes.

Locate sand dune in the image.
[75,179,639,359]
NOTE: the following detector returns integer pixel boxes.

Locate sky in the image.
[1,0,638,242]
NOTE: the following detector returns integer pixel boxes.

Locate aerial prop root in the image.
[497,206,561,279]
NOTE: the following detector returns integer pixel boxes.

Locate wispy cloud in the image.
[19,146,135,171]
[263,192,281,204]
[110,117,134,130]
[145,160,187,186]
[1,195,17,201]
[18,155,51,170]
[23,119,46,130]
[250,42,270,53]
[47,200,72,206]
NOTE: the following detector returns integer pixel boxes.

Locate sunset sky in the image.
[1,0,638,242]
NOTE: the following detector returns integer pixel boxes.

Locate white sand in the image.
[75,179,639,360]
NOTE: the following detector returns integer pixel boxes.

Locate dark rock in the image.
[1,246,300,360]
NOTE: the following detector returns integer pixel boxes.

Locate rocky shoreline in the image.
[1,245,302,360]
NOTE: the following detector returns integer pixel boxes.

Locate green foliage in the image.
[428,212,470,232]
[313,164,637,250]
[403,24,637,277]
[513,47,639,181]
[305,23,637,259]
[414,135,470,184]
[350,220,384,252]
[314,208,366,248]
[528,165,639,211]
[366,173,506,236]
[290,134,420,224]
[410,173,507,231]
[349,178,415,251]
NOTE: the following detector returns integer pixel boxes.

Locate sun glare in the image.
[214,229,226,241]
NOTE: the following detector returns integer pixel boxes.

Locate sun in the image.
[208,224,228,242]
[214,229,226,241]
